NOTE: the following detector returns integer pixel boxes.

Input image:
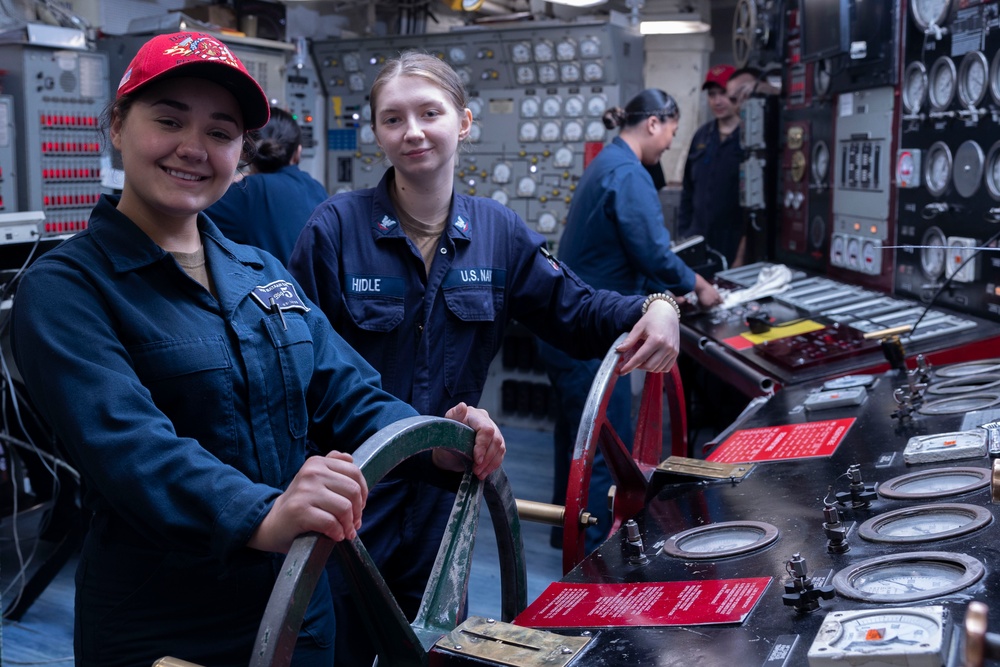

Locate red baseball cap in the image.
[702,64,736,90]
[116,32,270,130]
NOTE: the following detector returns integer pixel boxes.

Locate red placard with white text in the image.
[514,578,771,628]
[706,418,856,464]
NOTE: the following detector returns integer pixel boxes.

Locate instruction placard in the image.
[707,418,856,464]
[514,578,771,628]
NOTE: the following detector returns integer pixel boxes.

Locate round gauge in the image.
[516,176,537,197]
[563,120,583,143]
[467,97,483,119]
[583,61,604,82]
[542,96,562,117]
[538,64,559,85]
[879,466,991,500]
[919,393,1000,415]
[455,67,473,87]
[537,211,558,233]
[824,374,874,390]
[449,46,468,64]
[936,358,1000,378]
[928,373,1000,394]
[791,151,806,182]
[920,226,947,280]
[985,141,1000,200]
[511,42,532,63]
[533,40,555,62]
[491,189,509,206]
[910,0,951,30]
[813,59,832,97]
[808,607,948,666]
[832,551,984,603]
[361,105,372,122]
[861,241,879,271]
[585,120,606,142]
[359,125,376,145]
[556,38,577,61]
[953,141,985,197]
[518,121,538,143]
[858,504,992,544]
[563,95,584,117]
[491,162,512,184]
[811,140,830,185]
[343,52,361,72]
[580,36,601,58]
[903,61,929,114]
[560,62,581,83]
[660,521,779,560]
[553,146,574,168]
[586,94,607,116]
[929,56,957,111]
[958,50,988,107]
[468,124,481,143]
[846,237,862,270]
[520,96,540,118]
[809,215,827,249]
[991,50,1000,105]
[540,120,561,143]
[515,65,536,85]
[348,72,366,92]
[924,141,953,197]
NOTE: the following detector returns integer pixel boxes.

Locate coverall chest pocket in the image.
[129,336,237,461]
[442,286,503,395]
[343,294,404,384]
[262,315,314,440]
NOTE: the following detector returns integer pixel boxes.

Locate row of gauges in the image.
[902,52,996,114]
[916,139,1000,198]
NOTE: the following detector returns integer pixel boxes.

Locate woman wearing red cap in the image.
[10,32,504,666]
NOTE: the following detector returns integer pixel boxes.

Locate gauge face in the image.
[920,393,1000,415]
[583,61,604,82]
[491,162,511,184]
[556,38,577,61]
[537,211,558,232]
[455,67,472,87]
[936,358,1000,378]
[953,140,984,198]
[348,73,366,93]
[491,189,509,206]
[448,47,468,64]
[928,373,1000,394]
[361,105,372,122]
[958,51,988,107]
[585,120,606,142]
[553,146,574,167]
[563,95,584,117]
[343,52,361,72]
[846,237,862,270]
[520,97,540,118]
[359,125,376,145]
[903,61,929,113]
[858,504,992,543]
[542,96,562,117]
[924,141,953,197]
[515,65,535,85]
[991,50,1000,105]
[468,124,481,143]
[986,141,1000,200]
[823,374,874,390]
[790,151,807,182]
[467,97,483,119]
[832,551,985,603]
[540,120,561,143]
[879,467,991,500]
[537,64,558,85]
[586,95,607,116]
[511,42,532,63]
[809,215,827,249]
[661,521,779,560]
[911,0,951,30]
[533,40,555,62]
[920,226,947,280]
[518,121,538,143]
[516,176,537,197]
[808,607,948,666]
[563,121,583,143]
[580,36,601,58]
[929,56,957,110]
[813,59,832,97]
[560,62,581,83]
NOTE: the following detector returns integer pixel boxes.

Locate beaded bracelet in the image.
[641,292,681,318]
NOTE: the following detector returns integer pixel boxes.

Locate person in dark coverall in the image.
[538,89,724,554]
[206,105,328,264]
[10,32,504,667]
[288,52,683,667]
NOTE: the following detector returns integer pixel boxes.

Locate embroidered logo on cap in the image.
[250,280,310,313]
[166,35,241,68]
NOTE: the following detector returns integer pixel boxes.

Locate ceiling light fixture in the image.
[640,13,710,35]
[545,0,608,8]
